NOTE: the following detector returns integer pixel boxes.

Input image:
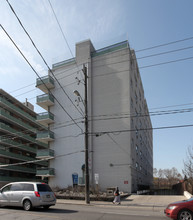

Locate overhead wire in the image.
[1,122,193,168]
[47,0,85,81]
[1,4,193,157]
[0,106,193,143]
[0,24,83,133]
[4,33,193,98]
[89,124,193,136]
[0,149,85,168]
[6,0,84,117]
[135,36,193,52]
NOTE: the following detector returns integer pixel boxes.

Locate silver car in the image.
[0,182,56,211]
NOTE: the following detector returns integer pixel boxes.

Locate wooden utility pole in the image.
[83,64,90,204]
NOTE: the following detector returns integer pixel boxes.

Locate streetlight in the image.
[73,64,90,204]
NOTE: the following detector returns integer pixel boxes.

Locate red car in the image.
[164,197,193,220]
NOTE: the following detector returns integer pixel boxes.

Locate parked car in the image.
[0,182,56,211]
[164,197,193,220]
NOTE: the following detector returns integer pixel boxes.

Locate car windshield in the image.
[37,184,52,192]
[187,197,193,202]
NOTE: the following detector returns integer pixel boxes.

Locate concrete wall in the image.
[49,60,85,189]
[48,40,153,193]
[91,48,132,192]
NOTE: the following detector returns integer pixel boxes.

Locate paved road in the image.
[0,203,166,220]
[0,195,186,219]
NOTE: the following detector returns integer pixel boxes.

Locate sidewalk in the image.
[57,195,186,208]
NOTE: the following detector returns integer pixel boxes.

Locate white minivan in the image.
[0,182,56,211]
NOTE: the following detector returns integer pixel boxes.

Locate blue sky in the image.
[0,0,193,174]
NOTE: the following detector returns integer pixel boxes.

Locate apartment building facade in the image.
[0,89,51,187]
[36,40,153,193]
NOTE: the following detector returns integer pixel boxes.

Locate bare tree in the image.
[153,167,182,189]
[183,146,193,193]
[164,167,182,187]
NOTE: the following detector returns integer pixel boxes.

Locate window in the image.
[2,185,11,193]
[37,184,52,192]
[135,92,138,104]
[11,184,22,191]
[136,162,138,169]
[131,98,133,108]
[21,184,34,191]
[135,75,137,87]
[139,91,141,101]
[131,119,134,128]
[130,78,133,87]
[135,127,138,138]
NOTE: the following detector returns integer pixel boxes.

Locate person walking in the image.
[113,187,121,205]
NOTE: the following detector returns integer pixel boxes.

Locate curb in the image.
[56,199,166,208]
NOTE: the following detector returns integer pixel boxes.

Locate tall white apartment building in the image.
[36,40,153,193]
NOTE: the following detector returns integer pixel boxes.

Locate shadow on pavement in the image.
[1,206,78,214]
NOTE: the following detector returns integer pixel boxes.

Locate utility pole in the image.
[82,64,90,204]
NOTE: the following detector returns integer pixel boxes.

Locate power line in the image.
[137,45,193,60]
[6,0,83,117]
[0,24,83,133]
[47,0,74,60]
[0,149,84,168]
[140,56,193,69]
[88,108,193,122]
[89,123,193,136]
[7,47,193,101]
[5,38,193,96]
[89,53,193,79]
[47,0,84,82]
[92,44,193,66]
[135,36,193,52]
[1,106,193,142]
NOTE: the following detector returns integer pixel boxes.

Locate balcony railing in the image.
[91,40,129,57]
[52,58,75,69]
[36,168,55,177]
[0,109,36,133]
[0,122,48,148]
[36,75,55,93]
[0,137,36,154]
[36,149,54,159]
[36,94,54,111]
[36,112,54,126]
[0,148,48,166]
[0,97,36,123]
[36,131,54,143]
[0,176,38,182]
[0,163,36,173]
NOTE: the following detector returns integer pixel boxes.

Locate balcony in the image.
[0,137,36,154]
[0,149,47,166]
[36,149,54,159]
[0,122,48,148]
[36,75,55,93]
[36,112,54,126]
[36,168,55,177]
[0,109,36,134]
[36,94,54,111]
[0,97,36,123]
[0,163,36,173]
[0,176,38,182]
[36,130,54,143]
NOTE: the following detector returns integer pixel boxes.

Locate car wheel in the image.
[178,210,193,220]
[43,205,51,210]
[23,199,32,211]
